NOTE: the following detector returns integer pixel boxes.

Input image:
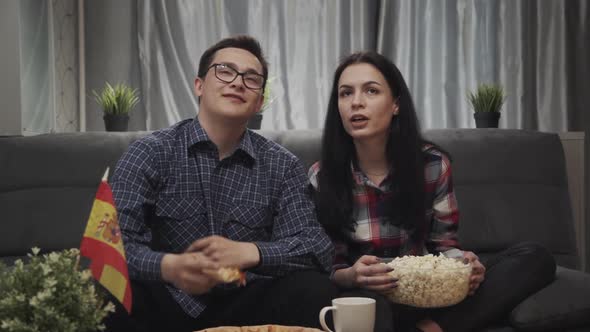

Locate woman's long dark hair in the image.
[316,51,431,241]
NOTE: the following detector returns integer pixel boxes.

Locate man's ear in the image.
[254,93,264,113]
[194,77,203,97]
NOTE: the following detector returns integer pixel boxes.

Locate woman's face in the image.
[337,63,398,142]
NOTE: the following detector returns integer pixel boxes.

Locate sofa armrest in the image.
[510,266,590,331]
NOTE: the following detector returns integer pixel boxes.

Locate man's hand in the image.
[463,251,486,295]
[185,235,260,270]
[161,252,220,295]
[335,255,397,291]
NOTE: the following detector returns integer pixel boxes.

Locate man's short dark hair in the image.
[197,35,269,88]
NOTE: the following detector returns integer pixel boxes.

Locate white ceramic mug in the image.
[319,297,376,332]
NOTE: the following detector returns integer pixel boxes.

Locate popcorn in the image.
[383,254,472,308]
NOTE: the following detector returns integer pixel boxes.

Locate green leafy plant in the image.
[0,248,114,332]
[260,77,276,113]
[92,82,139,115]
[467,84,506,113]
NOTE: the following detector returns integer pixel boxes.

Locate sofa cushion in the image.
[258,129,322,171]
[0,132,149,258]
[422,129,579,269]
[510,266,590,330]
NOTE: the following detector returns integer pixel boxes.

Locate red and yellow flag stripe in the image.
[80,169,132,313]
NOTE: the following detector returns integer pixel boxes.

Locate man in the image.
[109,35,336,332]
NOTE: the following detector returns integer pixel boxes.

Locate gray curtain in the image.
[378,0,589,132]
[15,0,78,134]
[132,0,589,133]
[137,0,379,130]
[19,0,53,134]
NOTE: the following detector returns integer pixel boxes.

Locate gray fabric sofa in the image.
[1,128,589,331]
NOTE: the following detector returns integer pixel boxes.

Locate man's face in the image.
[195,47,264,123]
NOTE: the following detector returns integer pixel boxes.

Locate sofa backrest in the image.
[0,132,149,263]
[0,128,579,268]
[425,129,577,268]
[261,128,579,269]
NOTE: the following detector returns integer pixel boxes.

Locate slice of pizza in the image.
[197,325,322,332]
[243,325,322,331]
[216,267,247,286]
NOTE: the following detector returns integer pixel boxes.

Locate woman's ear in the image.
[392,103,399,116]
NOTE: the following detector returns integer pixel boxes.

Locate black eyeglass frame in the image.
[207,63,265,90]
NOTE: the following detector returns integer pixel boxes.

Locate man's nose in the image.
[230,75,246,90]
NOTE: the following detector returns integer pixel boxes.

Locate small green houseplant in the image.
[467,83,506,128]
[92,82,139,132]
[0,248,114,332]
[247,77,275,130]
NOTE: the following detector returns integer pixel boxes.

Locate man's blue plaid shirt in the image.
[111,118,333,318]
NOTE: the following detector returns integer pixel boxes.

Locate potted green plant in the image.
[247,77,275,130]
[92,82,139,132]
[0,248,114,332]
[467,83,506,128]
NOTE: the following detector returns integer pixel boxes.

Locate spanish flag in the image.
[80,168,132,313]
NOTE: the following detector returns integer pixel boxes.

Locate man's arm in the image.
[251,158,334,275]
[113,139,221,294]
[161,251,220,294]
[185,235,260,270]
[185,158,333,276]
[112,139,166,281]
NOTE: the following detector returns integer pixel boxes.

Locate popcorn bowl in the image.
[382,255,472,308]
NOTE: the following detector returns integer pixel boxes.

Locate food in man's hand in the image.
[216,267,246,286]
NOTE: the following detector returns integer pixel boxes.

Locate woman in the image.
[308,51,556,332]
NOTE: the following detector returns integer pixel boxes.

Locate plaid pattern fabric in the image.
[111,118,333,318]
[308,145,459,270]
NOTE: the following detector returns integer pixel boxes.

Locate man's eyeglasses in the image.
[208,64,265,90]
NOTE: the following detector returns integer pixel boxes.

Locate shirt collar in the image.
[188,117,210,146]
[188,117,257,161]
[350,161,365,185]
[350,160,391,190]
[236,129,257,160]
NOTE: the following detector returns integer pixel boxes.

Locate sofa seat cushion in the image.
[510,266,590,330]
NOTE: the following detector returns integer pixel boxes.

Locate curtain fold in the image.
[377,0,588,132]
[137,0,378,130]
[19,0,53,134]
[136,0,588,132]
[23,0,590,133]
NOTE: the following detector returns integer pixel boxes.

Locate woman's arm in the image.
[333,255,397,291]
[426,152,485,294]
[427,152,461,252]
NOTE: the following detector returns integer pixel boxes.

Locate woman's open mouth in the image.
[350,114,369,128]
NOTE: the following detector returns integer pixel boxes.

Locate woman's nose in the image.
[351,92,364,108]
